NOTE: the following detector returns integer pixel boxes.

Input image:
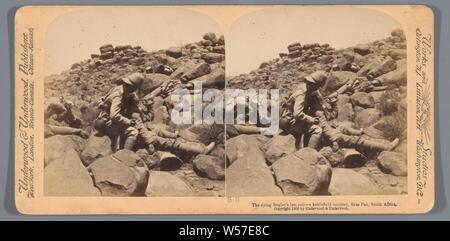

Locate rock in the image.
[196,68,225,89]
[324,71,356,95]
[264,134,296,164]
[375,60,406,86]
[353,44,371,56]
[272,148,332,196]
[209,145,225,159]
[166,47,182,58]
[388,49,407,60]
[203,32,217,42]
[170,61,197,79]
[391,28,406,40]
[364,116,401,140]
[80,134,113,166]
[100,51,114,60]
[212,45,225,54]
[99,44,114,54]
[354,108,382,128]
[377,151,407,176]
[350,92,375,108]
[146,171,195,196]
[337,95,355,122]
[320,147,367,168]
[180,62,211,83]
[226,135,282,196]
[202,53,225,64]
[44,135,84,168]
[288,50,302,59]
[329,168,381,195]
[370,91,386,103]
[287,42,301,52]
[88,150,149,196]
[193,154,225,180]
[367,57,397,79]
[44,144,100,196]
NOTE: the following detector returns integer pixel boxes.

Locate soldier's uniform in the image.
[282,71,329,149]
[132,113,214,154]
[94,73,146,150]
[316,112,399,151]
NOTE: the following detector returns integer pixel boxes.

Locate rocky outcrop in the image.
[88,150,149,196]
[329,168,381,195]
[146,171,195,196]
[272,148,332,196]
[226,135,282,196]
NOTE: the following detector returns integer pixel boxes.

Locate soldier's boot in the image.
[307,135,321,150]
[177,141,215,154]
[123,136,137,150]
[360,138,400,151]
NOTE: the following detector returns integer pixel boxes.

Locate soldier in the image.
[132,113,215,155]
[281,70,329,149]
[44,96,82,128]
[315,111,399,152]
[93,72,145,150]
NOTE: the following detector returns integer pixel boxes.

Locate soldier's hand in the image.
[289,118,296,126]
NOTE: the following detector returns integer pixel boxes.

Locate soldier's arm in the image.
[342,126,363,136]
[110,96,133,126]
[292,89,317,124]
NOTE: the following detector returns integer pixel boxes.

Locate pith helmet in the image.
[305,70,328,85]
[122,73,145,88]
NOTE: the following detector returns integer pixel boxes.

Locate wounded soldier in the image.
[315,111,399,152]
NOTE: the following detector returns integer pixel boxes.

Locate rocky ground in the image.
[44,33,226,197]
[226,29,408,196]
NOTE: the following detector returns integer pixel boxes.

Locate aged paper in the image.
[15,5,434,214]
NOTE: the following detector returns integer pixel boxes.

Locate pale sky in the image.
[44,6,402,76]
[44,7,221,75]
[226,6,402,76]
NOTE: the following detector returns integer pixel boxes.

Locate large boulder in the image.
[44,144,100,196]
[354,108,382,128]
[80,134,112,166]
[146,171,195,196]
[271,148,332,196]
[166,47,183,58]
[88,150,149,196]
[336,94,355,121]
[329,168,381,195]
[388,49,407,60]
[226,135,282,196]
[353,44,371,56]
[193,154,225,180]
[391,28,406,40]
[375,60,406,86]
[350,92,375,108]
[196,68,225,89]
[44,135,79,167]
[377,151,407,176]
[367,57,397,79]
[180,62,211,83]
[264,134,296,164]
[201,53,225,64]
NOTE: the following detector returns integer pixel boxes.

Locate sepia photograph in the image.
[225,6,408,196]
[42,7,226,197]
[14,5,434,214]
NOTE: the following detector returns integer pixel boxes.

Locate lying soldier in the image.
[315,111,399,152]
[131,113,215,155]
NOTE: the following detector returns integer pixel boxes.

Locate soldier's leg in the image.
[233,125,262,135]
[45,124,88,138]
[357,137,400,151]
[307,124,322,150]
[122,126,139,150]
